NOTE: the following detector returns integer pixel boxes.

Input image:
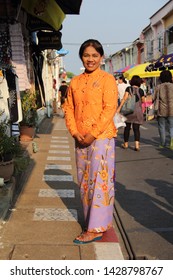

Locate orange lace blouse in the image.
[64,68,118,139]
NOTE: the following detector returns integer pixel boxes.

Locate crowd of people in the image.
[59,38,173,244]
[115,70,173,151]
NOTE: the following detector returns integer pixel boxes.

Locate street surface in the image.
[115,120,173,259]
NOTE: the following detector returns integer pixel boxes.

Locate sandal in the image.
[121,143,128,149]
[73,231,103,244]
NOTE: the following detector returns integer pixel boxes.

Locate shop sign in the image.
[37,31,62,50]
[26,15,56,31]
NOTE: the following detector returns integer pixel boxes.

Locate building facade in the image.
[0,0,67,132]
[105,0,173,75]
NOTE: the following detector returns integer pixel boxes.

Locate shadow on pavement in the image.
[116,181,173,246]
[43,167,85,230]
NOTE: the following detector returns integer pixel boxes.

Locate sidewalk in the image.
[0,114,124,260]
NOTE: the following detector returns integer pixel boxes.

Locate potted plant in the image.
[19,90,38,142]
[0,111,22,182]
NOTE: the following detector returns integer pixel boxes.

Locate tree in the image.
[66,71,75,79]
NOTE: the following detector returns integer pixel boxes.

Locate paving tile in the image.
[45,164,72,170]
[47,156,71,161]
[51,140,69,143]
[52,136,68,139]
[43,175,73,181]
[33,208,78,221]
[80,244,96,260]
[48,150,70,154]
[11,244,80,260]
[38,189,75,198]
[1,209,81,245]
[50,145,70,148]
[94,243,124,260]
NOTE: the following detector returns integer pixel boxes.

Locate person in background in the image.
[149,80,154,95]
[117,75,128,106]
[153,70,173,149]
[64,39,118,244]
[117,75,145,151]
[140,79,147,96]
[58,80,68,108]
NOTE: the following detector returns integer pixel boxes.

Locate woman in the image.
[117,75,145,151]
[153,70,173,149]
[64,39,118,244]
[117,75,128,106]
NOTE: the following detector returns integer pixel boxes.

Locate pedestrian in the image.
[153,70,173,149]
[59,80,68,107]
[117,75,128,106]
[117,75,145,151]
[64,39,118,244]
[140,79,147,96]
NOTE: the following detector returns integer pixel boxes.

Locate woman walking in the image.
[117,75,145,151]
[64,39,118,244]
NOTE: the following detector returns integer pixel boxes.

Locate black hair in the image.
[160,70,172,83]
[79,39,104,60]
[119,75,127,84]
[130,75,142,87]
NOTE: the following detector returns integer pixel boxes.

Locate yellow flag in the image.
[22,0,65,31]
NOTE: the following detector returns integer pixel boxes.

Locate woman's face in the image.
[81,46,103,73]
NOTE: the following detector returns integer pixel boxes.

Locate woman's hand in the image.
[73,132,95,147]
[117,91,129,112]
[73,132,85,143]
[81,133,96,147]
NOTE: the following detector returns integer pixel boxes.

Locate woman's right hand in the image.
[73,132,85,143]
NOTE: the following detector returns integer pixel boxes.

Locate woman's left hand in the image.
[81,133,96,147]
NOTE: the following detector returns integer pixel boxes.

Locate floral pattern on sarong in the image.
[76,138,116,233]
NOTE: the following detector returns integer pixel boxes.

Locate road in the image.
[114,119,173,260]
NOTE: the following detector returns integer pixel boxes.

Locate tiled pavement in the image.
[0,115,124,260]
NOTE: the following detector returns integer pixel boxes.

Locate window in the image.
[168,26,173,44]
[158,36,163,52]
[147,40,153,57]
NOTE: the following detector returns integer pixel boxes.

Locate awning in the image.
[21,0,83,31]
[114,64,136,74]
[149,53,173,70]
[124,63,165,80]
[56,0,83,14]
[22,0,65,31]
[56,48,69,56]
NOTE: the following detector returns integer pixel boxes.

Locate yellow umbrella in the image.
[124,63,165,80]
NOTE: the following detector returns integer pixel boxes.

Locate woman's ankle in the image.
[135,141,139,149]
[124,142,128,147]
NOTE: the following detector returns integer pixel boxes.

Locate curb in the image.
[0,141,33,222]
[0,176,16,221]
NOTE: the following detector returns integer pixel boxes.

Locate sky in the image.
[60,0,169,75]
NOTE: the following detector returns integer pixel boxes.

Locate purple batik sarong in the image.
[76,138,116,233]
